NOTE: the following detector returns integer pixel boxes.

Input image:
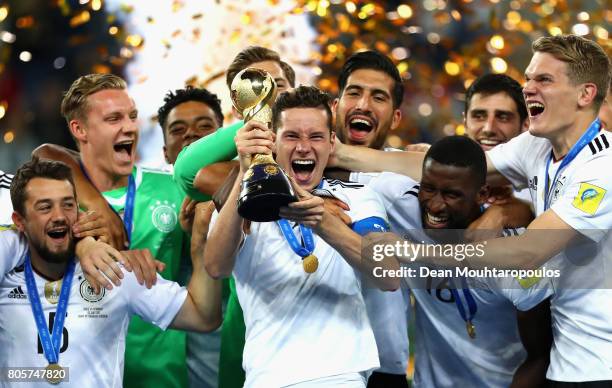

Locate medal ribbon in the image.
[544,119,601,210]
[277,220,315,258]
[24,253,75,365]
[276,180,325,258]
[450,277,477,331]
[79,161,136,245]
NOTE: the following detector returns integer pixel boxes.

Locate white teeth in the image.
[479,139,499,146]
[527,102,544,109]
[350,118,372,126]
[293,160,314,165]
[427,213,448,224]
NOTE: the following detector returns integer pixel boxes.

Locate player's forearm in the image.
[174,121,243,201]
[33,144,103,210]
[203,174,244,279]
[317,216,400,291]
[333,143,425,180]
[193,161,239,197]
[183,261,223,332]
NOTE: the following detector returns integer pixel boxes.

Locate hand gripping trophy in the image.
[230,68,297,222]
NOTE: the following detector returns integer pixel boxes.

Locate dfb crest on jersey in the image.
[150,200,178,233]
[550,176,567,205]
[79,279,106,303]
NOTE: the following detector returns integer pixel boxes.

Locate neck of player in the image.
[81,154,130,192]
[29,247,70,282]
[549,113,598,160]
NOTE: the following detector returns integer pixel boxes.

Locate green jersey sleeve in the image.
[173,120,243,201]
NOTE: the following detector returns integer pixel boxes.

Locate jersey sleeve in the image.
[488,276,553,311]
[173,121,243,201]
[551,151,612,242]
[487,131,536,190]
[123,270,188,330]
[368,172,419,209]
[346,185,389,231]
[0,229,27,278]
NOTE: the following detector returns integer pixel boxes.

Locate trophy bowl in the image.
[230,67,297,222]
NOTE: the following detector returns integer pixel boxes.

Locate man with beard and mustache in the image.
[33,73,195,388]
[0,157,222,387]
[365,136,551,387]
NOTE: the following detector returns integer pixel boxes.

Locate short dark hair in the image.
[11,156,76,216]
[338,50,404,108]
[225,46,296,90]
[272,85,333,132]
[157,86,224,138]
[424,136,486,186]
[465,74,528,125]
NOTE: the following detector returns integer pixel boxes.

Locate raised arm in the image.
[170,201,222,332]
[173,121,243,201]
[329,141,425,181]
[203,121,273,278]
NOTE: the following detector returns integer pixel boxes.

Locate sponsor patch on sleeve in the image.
[571,183,606,215]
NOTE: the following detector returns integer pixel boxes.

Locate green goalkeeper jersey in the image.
[103,166,189,388]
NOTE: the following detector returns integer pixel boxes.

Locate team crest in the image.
[79,279,105,303]
[572,182,606,215]
[44,280,63,304]
[150,200,178,233]
[550,176,567,205]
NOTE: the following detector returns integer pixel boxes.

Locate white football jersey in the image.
[211,178,382,387]
[0,171,13,226]
[348,171,410,375]
[368,172,530,388]
[1,229,26,278]
[0,239,187,388]
[488,128,612,381]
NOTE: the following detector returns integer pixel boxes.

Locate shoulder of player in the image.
[585,131,611,157]
[0,170,12,190]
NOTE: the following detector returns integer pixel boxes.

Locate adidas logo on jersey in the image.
[8,286,27,299]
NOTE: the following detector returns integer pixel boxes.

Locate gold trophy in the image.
[230,67,297,222]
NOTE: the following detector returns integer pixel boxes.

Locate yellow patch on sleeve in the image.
[516,276,541,289]
[572,183,606,215]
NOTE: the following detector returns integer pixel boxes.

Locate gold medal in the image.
[44,280,63,304]
[45,363,63,385]
[302,254,318,273]
[466,321,476,339]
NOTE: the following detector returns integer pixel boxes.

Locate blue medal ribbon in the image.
[24,253,75,365]
[450,277,477,336]
[277,220,315,258]
[544,119,601,210]
[276,180,324,259]
[79,162,136,245]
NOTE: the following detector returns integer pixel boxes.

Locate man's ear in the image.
[329,131,336,153]
[390,108,402,131]
[578,83,597,109]
[163,145,170,164]
[477,183,491,205]
[521,118,530,132]
[332,98,339,123]
[69,119,87,143]
[11,211,25,233]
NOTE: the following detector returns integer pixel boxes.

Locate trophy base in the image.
[237,163,297,222]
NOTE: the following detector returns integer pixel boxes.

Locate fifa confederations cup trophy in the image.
[230,67,297,222]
